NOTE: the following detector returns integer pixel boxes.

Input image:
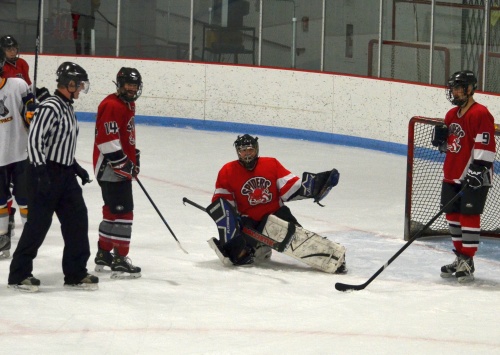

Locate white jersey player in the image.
[0,49,35,258]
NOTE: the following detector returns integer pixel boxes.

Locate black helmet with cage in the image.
[0,35,19,63]
[56,61,90,94]
[446,70,477,106]
[234,134,259,170]
[116,67,143,102]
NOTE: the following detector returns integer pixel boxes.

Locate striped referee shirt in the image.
[28,91,79,166]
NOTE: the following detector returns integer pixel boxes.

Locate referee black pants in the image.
[8,162,90,285]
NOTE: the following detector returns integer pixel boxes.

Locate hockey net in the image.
[404,116,500,240]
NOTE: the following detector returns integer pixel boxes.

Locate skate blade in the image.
[8,284,39,293]
[111,271,142,279]
[440,272,455,278]
[0,250,11,259]
[64,283,99,291]
[457,275,475,283]
[95,264,111,272]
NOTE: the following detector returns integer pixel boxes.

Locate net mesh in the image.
[404,116,500,240]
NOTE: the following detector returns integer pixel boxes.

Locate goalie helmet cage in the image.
[404,116,500,241]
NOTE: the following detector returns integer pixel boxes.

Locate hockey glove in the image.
[111,158,138,180]
[34,165,51,196]
[465,163,490,189]
[73,162,92,185]
[431,124,448,153]
[22,93,37,127]
[35,87,51,102]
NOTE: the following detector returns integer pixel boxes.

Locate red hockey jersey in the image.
[2,58,31,86]
[212,157,301,221]
[93,93,137,181]
[443,102,496,184]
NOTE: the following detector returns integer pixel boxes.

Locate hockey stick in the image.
[33,0,42,95]
[135,177,188,254]
[335,183,468,292]
[182,197,284,250]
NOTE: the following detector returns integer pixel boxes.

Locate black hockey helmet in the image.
[0,35,20,63]
[56,62,90,94]
[446,70,477,106]
[234,134,259,170]
[116,67,143,102]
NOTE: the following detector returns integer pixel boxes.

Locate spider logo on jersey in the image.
[447,123,465,153]
[241,177,273,205]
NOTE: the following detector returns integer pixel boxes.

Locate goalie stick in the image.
[181,197,288,251]
[136,177,188,254]
[335,183,468,292]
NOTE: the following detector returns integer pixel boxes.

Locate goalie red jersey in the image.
[93,93,137,180]
[443,102,496,184]
[212,157,301,221]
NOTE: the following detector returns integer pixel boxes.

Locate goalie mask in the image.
[116,67,143,102]
[446,70,477,107]
[56,62,90,94]
[0,35,19,63]
[234,134,259,170]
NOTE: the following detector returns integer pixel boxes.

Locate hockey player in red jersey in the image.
[431,70,496,283]
[93,67,142,279]
[208,134,346,273]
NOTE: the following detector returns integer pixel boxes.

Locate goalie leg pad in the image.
[262,215,346,273]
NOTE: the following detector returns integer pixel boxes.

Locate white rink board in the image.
[24,55,500,145]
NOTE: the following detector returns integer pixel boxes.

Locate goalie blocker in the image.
[206,198,346,273]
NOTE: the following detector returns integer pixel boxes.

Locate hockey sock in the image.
[460,214,480,257]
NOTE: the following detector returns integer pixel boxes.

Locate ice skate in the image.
[64,274,99,291]
[94,247,113,272]
[8,276,40,293]
[440,250,460,278]
[455,255,475,283]
[0,234,11,259]
[111,255,141,279]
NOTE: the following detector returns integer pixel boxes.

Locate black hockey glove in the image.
[431,124,448,153]
[35,87,51,102]
[73,162,92,185]
[34,165,51,196]
[465,163,490,189]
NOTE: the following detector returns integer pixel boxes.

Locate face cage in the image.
[3,46,19,63]
[118,83,143,102]
[446,83,468,105]
[236,145,258,169]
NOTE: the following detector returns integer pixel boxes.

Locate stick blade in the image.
[335,282,366,292]
[177,241,189,254]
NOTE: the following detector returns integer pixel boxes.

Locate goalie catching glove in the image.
[300,169,340,206]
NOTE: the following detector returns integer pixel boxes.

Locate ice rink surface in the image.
[1,123,499,354]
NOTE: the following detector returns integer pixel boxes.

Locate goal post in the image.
[404,116,500,241]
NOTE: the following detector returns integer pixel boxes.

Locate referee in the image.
[8,62,98,292]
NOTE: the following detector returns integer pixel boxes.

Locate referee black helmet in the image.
[56,62,90,94]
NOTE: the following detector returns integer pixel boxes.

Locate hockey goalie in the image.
[205,134,346,274]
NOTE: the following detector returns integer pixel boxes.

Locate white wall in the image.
[25,55,500,145]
